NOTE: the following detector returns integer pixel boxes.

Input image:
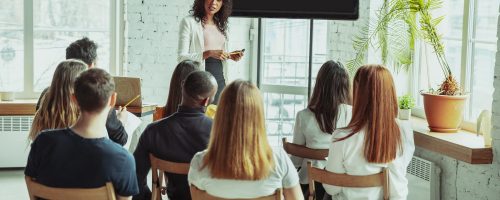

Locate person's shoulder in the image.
[332,128,354,140]
[181,15,197,24]
[296,108,313,119]
[37,128,71,139]
[340,103,353,110]
[190,150,208,168]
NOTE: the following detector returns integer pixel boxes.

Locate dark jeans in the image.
[205,58,225,105]
[301,182,328,200]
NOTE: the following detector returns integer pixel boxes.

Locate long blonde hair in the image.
[336,65,401,163]
[29,59,88,141]
[202,80,274,180]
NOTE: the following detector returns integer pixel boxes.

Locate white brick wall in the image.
[327,0,370,64]
[125,0,253,105]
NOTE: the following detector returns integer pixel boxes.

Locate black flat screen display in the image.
[231,0,359,20]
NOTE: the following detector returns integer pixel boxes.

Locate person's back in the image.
[134,71,218,200]
[25,68,139,199]
[324,120,414,200]
[291,61,352,196]
[188,80,303,200]
[189,147,299,198]
[323,65,415,200]
[25,128,136,195]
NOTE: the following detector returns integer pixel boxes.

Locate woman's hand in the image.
[228,50,244,61]
[203,50,228,60]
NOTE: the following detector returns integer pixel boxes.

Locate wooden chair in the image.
[149,153,190,200]
[307,162,390,200]
[282,138,328,160]
[153,106,165,122]
[190,185,283,200]
[25,176,116,200]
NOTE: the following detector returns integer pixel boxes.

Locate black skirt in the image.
[205,57,226,105]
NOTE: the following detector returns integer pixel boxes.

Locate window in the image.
[413,0,499,122]
[259,19,328,146]
[0,0,120,97]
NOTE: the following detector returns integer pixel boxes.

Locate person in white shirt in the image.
[178,0,244,104]
[291,60,352,199]
[188,80,303,200]
[323,65,415,200]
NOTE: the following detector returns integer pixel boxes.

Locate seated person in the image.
[324,65,415,200]
[161,60,201,118]
[188,80,303,200]
[291,61,352,199]
[159,60,217,119]
[25,68,139,199]
[29,60,87,141]
[133,71,218,200]
[35,37,128,145]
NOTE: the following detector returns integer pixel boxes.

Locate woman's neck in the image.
[204,14,215,25]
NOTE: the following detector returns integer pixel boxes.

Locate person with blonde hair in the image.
[29,59,88,141]
[188,80,303,200]
[323,65,415,200]
[25,68,139,199]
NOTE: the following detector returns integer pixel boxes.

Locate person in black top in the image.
[35,37,128,145]
[25,68,139,199]
[133,71,217,200]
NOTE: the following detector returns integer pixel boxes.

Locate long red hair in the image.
[336,65,402,163]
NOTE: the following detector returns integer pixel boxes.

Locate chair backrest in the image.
[190,185,283,200]
[25,176,116,200]
[149,154,190,200]
[307,162,390,200]
[153,106,165,122]
[282,138,328,160]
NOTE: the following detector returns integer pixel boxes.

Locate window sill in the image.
[0,99,37,115]
[411,117,493,164]
[0,99,157,117]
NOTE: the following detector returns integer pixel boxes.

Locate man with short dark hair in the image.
[36,37,128,146]
[25,68,139,200]
[133,71,218,200]
[66,37,98,67]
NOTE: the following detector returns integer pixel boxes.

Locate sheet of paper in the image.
[120,111,142,150]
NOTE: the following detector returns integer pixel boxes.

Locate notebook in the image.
[113,76,142,107]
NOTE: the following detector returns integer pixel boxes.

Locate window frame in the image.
[411,0,497,133]
[14,0,124,99]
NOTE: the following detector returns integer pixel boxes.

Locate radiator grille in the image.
[407,156,432,181]
[0,116,34,132]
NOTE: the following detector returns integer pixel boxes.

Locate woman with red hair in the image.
[323,65,415,200]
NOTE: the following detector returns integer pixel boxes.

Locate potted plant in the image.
[398,95,415,120]
[347,0,467,132]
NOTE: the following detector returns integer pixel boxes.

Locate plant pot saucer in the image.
[429,127,459,133]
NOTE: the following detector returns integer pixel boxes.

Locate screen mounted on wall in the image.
[231,0,359,20]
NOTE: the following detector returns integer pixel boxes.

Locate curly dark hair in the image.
[190,0,232,36]
[66,37,98,66]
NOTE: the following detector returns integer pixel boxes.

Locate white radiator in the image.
[406,156,441,200]
[0,115,33,168]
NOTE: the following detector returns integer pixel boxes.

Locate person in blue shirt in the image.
[25,68,139,199]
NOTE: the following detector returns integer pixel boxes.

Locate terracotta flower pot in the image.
[421,93,467,133]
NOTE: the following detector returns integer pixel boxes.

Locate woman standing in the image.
[178,0,243,104]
